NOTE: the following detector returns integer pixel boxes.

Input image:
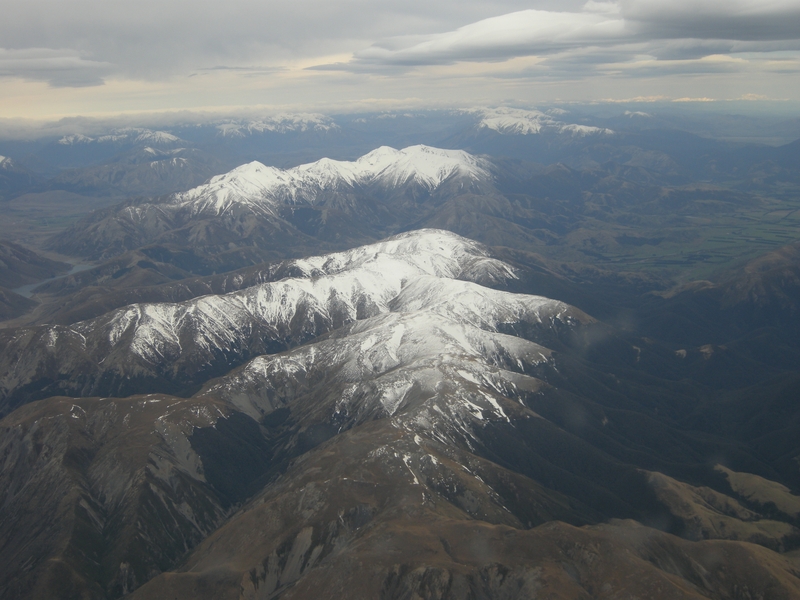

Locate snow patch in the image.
[465,107,613,137]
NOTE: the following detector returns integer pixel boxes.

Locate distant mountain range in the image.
[2,108,799,200]
[465,106,614,136]
[214,113,340,137]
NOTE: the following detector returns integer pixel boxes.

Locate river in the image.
[13,262,94,298]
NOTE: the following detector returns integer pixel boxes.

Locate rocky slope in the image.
[0,394,239,599]
[49,147,228,197]
[0,241,70,290]
[0,156,42,200]
[5,315,798,598]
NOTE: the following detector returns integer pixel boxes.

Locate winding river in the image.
[13,262,94,299]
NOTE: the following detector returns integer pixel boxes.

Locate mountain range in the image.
[1,109,799,600]
[2,228,800,599]
[1,108,798,216]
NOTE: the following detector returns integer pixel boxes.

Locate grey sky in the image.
[1,0,798,118]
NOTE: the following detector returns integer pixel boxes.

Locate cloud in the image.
[0,0,555,85]
[193,65,288,79]
[1,0,799,114]
[611,54,750,77]
[351,10,627,67]
[331,0,800,74]
[598,96,669,103]
[621,0,800,41]
[0,48,113,87]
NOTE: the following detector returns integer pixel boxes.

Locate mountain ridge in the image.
[0,230,569,415]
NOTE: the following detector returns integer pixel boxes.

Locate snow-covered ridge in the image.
[58,128,182,146]
[466,107,613,136]
[3,230,539,367]
[185,234,587,432]
[58,134,94,145]
[143,147,186,156]
[0,230,593,419]
[202,309,553,423]
[91,230,522,364]
[277,229,514,284]
[216,113,339,137]
[624,111,652,118]
[0,156,22,171]
[149,158,188,170]
[172,145,492,215]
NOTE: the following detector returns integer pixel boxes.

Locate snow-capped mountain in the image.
[202,307,555,427]
[142,146,186,157]
[48,145,497,261]
[0,230,589,414]
[58,128,183,146]
[0,155,27,172]
[215,113,339,137]
[173,145,491,216]
[466,107,613,136]
[0,229,603,598]
[56,134,95,145]
[9,227,791,600]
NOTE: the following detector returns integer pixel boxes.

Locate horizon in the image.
[1,101,800,147]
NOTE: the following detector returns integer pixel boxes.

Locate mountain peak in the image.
[215,113,339,137]
[57,128,183,146]
[57,134,94,145]
[175,161,286,215]
[467,106,613,136]
[171,145,492,215]
[358,144,490,188]
[132,130,181,144]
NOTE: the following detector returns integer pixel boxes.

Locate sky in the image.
[1,0,799,120]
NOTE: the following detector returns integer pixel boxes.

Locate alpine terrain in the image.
[1,113,799,600]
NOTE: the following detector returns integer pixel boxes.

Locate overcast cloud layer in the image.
[1,0,798,118]
[352,2,800,65]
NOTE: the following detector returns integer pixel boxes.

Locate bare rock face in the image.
[0,394,255,600]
